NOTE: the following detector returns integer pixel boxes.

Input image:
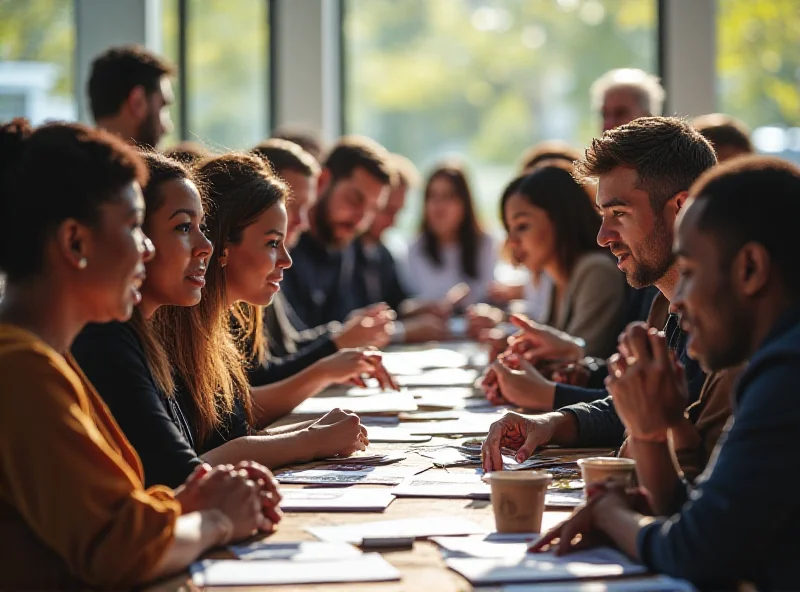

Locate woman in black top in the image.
[74,152,375,488]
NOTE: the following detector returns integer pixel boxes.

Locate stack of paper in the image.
[363,425,432,443]
[380,348,470,375]
[271,488,396,512]
[395,368,479,388]
[276,464,422,486]
[436,536,647,585]
[312,451,406,468]
[190,554,400,586]
[292,391,418,416]
[391,471,490,499]
[231,541,362,561]
[307,516,486,545]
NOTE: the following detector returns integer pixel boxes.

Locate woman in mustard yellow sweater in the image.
[0,119,281,590]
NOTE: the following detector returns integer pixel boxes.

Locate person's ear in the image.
[318,168,332,196]
[126,86,149,122]
[733,242,770,297]
[218,247,229,268]
[56,219,92,270]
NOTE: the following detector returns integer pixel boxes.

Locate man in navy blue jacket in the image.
[531,156,800,590]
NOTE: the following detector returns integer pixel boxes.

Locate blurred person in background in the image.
[354,153,449,343]
[280,136,399,329]
[271,126,325,163]
[692,113,754,162]
[590,68,665,133]
[404,162,497,308]
[164,141,212,165]
[88,45,175,149]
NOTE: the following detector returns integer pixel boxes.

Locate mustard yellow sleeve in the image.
[0,348,180,589]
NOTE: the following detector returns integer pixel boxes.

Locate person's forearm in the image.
[200,432,316,469]
[250,365,329,428]
[626,438,681,515]
[259,419,315,435]
[143,510,229,583]
[549,411,580,446]
[667,416,705,483]
[505,382,556,411]
[594,505,654,561]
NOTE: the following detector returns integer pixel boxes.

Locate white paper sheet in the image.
[276,465,422,486]
[395,368,479,387]
[380,349,470,374]
[408,417,498,436]
[391,471,490,499]
[307,516,487,544]
[292,392,418,415]
[230,541,362,561]
[444,546,647,585]
[190,553,400,586]
[275,488,396,512]
[364,425,432,443]
[499,574,697,591]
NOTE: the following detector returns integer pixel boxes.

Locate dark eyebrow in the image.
[169,208,199,220]
[597,197,630,210]
[511,212,530,220]
[265,229,285,237]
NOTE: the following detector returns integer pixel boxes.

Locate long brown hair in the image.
[155,153,288,442]
[131,150,201,397]
[420,162,483,278]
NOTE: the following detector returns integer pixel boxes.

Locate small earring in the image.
[77,257,88,269]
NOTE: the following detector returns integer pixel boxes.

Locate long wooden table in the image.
[142,342,606,591]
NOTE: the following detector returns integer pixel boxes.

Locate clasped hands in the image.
[606,322,689,442]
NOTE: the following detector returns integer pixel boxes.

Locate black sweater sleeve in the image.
[248,337,338,385]
[71,322,202,489]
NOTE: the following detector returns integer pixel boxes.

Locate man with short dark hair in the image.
[692,113,754,162]
[531,156,800,590]
[483,117,736,511]
[280,136,396,329]
[88,45,175,148]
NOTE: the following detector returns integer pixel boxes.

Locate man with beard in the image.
[483,118,739,511]
[88,45,175,148]
[280,136,397,329]
[530,157,800,591]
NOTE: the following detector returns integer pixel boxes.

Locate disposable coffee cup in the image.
[577,457,636,496]
[484,470,552,533]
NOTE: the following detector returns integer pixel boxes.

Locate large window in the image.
[343,0,657,232]
[0,0,76,124]
[161,0,270,151]
[717,0,800,163]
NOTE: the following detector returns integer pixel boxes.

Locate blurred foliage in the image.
[0,0,73,97]
[162,0,270,151]
[717,0,800,127]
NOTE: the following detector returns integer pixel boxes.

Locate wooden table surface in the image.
[142,342,600,591]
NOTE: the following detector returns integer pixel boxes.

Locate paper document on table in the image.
[364,425,432,443]
[190,554,401,586]
[380,349,470,375]
[500,574,698,591]
[392,471,491,499]
[307,516,486,544]
[408,414,502,436]
[312,450,406,468]
[275,488,396,512]
[412,388,490,411]
[292,392,418,416]
[395,368,479,388]
[444,545,646,585]
[276,465,422,486]
[231,541,362,561]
